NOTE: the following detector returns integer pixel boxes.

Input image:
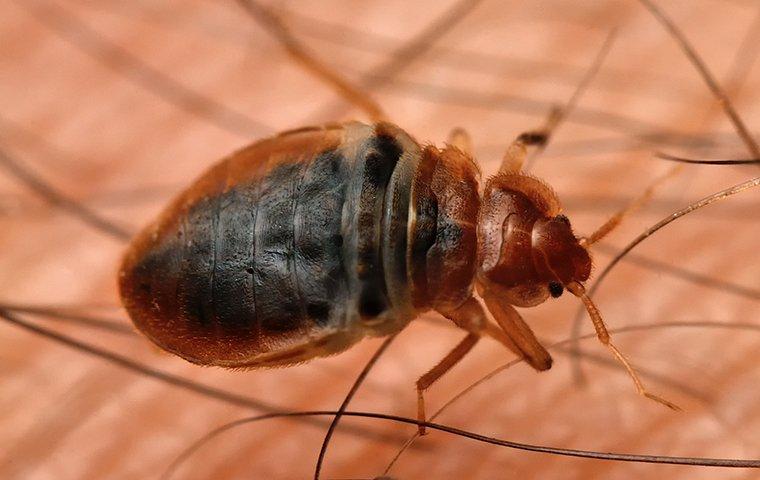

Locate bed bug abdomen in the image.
[119,123,421,368]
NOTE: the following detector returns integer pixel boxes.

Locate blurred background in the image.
[0,0,758,478]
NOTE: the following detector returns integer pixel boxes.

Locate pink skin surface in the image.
[0,1,758,479]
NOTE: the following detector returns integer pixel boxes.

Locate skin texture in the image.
[0,1,759,479]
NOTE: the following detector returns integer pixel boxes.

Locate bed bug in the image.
[5,1,760,478]
[118,0,684,434]
[119,112,677,435]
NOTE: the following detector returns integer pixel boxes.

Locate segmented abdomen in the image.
[119,123,420,367]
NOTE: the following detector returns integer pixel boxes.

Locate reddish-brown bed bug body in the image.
[120,119,676,426]
[119,1,683,429]
[120,122,483,367]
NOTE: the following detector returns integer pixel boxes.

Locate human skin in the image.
[0,1,758,479]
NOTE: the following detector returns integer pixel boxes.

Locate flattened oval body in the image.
[119,122,422,368]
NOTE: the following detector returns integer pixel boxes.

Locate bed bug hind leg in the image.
[235,0,387,122]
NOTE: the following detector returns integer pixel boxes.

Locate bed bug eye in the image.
[548,281,564,298]
[555,214,570,225]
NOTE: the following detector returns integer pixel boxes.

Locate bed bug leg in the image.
[499,106,562,173]
[565,281,681,411]
[579,165,682,247]
[479,283,553,371]
[502,31,617,173]
[447,127,474,156]
[415,297,492,435]
[416,332,480,436]
[236,0,387,122]
[446,297,540,368]
[416,293,554,435]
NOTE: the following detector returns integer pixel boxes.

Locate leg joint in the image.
[517,131,548,146]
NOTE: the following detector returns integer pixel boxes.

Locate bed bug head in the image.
[476,172,591,306]
[532,213,592,291]
[475,171,682,411]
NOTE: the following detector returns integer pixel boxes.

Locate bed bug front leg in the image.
[500,106,562,173]
[416,286,558,436]
[447,127,473,155]
[578,165,682,248]
[479,283,553,371]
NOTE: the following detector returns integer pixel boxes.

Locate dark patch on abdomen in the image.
[252,161,304,333]
[242,148,352,335]
[292,149,348,327]
[130,148,353,345]
[126,131,412,350]
[177,193,218,328]
[211,187,257,335]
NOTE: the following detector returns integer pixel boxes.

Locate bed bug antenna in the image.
[564,281,681,411]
